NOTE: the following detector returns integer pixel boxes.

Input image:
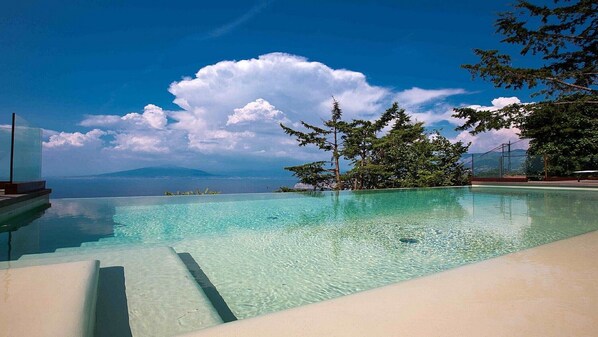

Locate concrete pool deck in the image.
[472,179,598,188]
[180,230,598,337]
[0,260,99,337]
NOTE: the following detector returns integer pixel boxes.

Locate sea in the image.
[45,176,299,199]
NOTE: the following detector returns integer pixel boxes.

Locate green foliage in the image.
[525,155,546,179]
[282,100,470,190]
[340,103,403,189]
[283,161,334,191]
[454,0,597,133]
[522,96,598,175]
[369,115,470,188]
[280,98,344,189]
[454,0,597,176]
[460,0,597,100]
[164,188,221,196]
[275,186,303,192]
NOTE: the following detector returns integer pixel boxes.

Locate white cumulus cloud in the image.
[43,129,106,148]
[168,52,390,124]
[121,104,168,129]
[43,53,478,175]
[227,98,287,125]
[465,96,522,111]
[81,104,167,130]
[112,133,170,153]
[166,52,404,157]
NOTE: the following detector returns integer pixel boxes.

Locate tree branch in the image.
[545,77,597,93]
[538,100,598,105]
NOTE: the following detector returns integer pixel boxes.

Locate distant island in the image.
[95,166,214,178]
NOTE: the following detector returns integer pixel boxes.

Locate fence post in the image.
[500,144,505,178]
[544,155,548,180]
[507,141,511,173]
[9,113,15,183]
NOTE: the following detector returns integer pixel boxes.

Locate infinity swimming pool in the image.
[1,186,597,336]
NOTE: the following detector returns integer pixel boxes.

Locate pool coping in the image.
[0,259,99,337]
[178,230,598,337]
[472,180,598,189]
[472,184,598,191]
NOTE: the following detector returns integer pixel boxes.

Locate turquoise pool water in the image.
[1,186,598,336]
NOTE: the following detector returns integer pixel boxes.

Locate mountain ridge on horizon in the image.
[93,166,215,178]
[52,149,528,179]
[76,166,295,178]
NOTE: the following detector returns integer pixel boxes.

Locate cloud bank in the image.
[451,97,530,152]
[42,52,525,176]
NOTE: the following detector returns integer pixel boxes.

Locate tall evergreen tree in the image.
[280,99,344,190]
[282,101,469,190]
[375,111,470,188]
[341,103,401,189]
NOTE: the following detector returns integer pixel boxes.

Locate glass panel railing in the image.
[0,124,10,181]
[11,114,42,182]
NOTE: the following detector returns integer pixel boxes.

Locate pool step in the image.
[53,240,173,254]
[77,235,188,249]
[14,247,223,337]
[78,238,143,249]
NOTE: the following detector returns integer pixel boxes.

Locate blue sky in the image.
[1,0,542,176]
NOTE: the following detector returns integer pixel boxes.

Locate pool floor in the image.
[181,229,598,337]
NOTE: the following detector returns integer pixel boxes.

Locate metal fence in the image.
[463,140,545,180]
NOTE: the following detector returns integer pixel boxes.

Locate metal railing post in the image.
[507,141,511,173]
[9,113,15,183]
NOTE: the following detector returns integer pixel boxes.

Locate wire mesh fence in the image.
[463,139,596,180]
[462,140,545,180]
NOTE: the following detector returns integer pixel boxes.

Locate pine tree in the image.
[341,103,401,189]
[376,111,470,188]
[280,99,344,190]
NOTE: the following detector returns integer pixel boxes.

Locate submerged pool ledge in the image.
[180,230,598,337]
[0,188,51,224]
